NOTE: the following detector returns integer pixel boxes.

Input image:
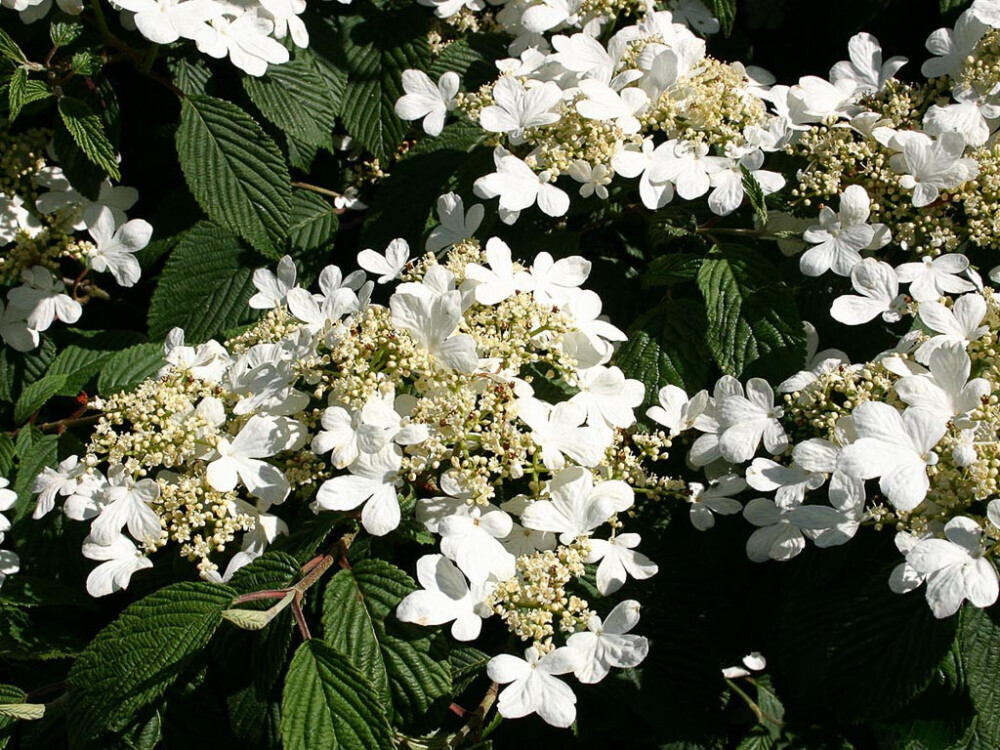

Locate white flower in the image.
[463,237,534,306]
[8,266,82,332]
[567,600,649,684]
[114,0,214,44]
[249,255,297,309]
[907,516,999,618]
[717,378,788,463]
[551,32,615,80]
[312,445,403,537]
[647,385,708,436]
[163,328,231,382]
[32,455,86,519]
[895,253,976,303]
[395,70,460,137]
[487,647,581,727]
[923,88,1000,148]
[561,289,628,369]
[0,194,42,245]
[669,0,719,34]
[90,465,162,546]
[479,77,562,143]
[567,161,613,200]
[586,532,658,595]
[206,415,296,507]
[570,365,644,431]
[916,293,989,362]
[358,238,409,284]
[830,258,906,326]
[196,13,290,77]
[888,132,978,208]
[35,169,137,231]
[396,554,495,641]
[575,80,649,134]
[526,251,591,306]
[82,533,153,597]
[259,0,308,48]
[473,149,570,222]
[83,205,151,287]
[390,289,479,373]
[829,32,906,95]
[971,0,1000,27]
[837,401,948,512]
[722,652,767,680]
[610,138,676,210]
[745,458,824,508]
[707,149,785,217]
[742,497,840,562]
[0,478,16,545]
[686,476,745,531]
[439,506,516,583]
[786,76,858,123]
[800,185,888,277]
[663,140,730,201]
[426,193,484,253]
[521,466,631,544]
[517,398,607,470]
[894,342,989,427]
[922,11,987,79]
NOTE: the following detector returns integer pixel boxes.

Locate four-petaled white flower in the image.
[8,266,82,332]
[829,32,907,94]
[390,289,479,373]
[888,131,979,208]
[717,378,788,463]
[586,532,658,595]
[474,149,570,223]
[487,647,581,727]
[395,70,460,137]
[830,258,906,325]
[575,80,649,134]
[566,600,649,683]
[907,516,999,618]
[358,238,410,284]
[479,77,562,143]
[463,237,534,306]
[647,385,708,436]
[517,398,607,470]
[249,255,297,309]
[686,476,745,531]
[84,205,152,287]
[396,554,495,640]
[312,444,404,536]
[426,193,484,253]
[439,506,516,583]
[82,533,153,597]
[895,253,977,302]
[90,465,162,546]
[838,401,948,512]
[800,185,889,277]
[521,466,631,544]
[206,415,297,506]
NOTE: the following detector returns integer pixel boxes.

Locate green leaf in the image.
[642,254,703,287]
[711,0,737,35]
[616,297,712,399]
[176,95,291,258]
[741,165,768,227]
[954,606,1000,748]
[339,6,430,161]
[50,19,83,48]
[288,190,339,253]
[96,343,165,396]
[167,57,213,96]
[0,28,28,65]
[321,559,451,729]
[66,582,236,746]
[0,435,14,476]
[696,245,806,380]
[146,221,260,342]
[58,96,120,181]
[281,639,395,750]
[8,69,50,123]
[243,54,338,148]
[13,374,68,423]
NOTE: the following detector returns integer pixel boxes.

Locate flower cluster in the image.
[32,222,663,725]
[0,126,151,352]
[398,4,785,223]
[1,0,323,76]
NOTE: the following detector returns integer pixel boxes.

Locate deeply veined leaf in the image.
[13,374,67,424]
[66,582,236,746]
[339,6,430,161]
[954,607,1000,748]
[740,166,768,228]
[617,297,712,402]
[146,221,260,342]
[321,558,451,729]
[57,96,120,181]
[281,639,395,750]
[96,343,165,396]
[0,28,28,65]
[8,68,50,123]
[176,94,291,258]
[288,190,339,253]
[696,245,806,380]
[243,54,338,148]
